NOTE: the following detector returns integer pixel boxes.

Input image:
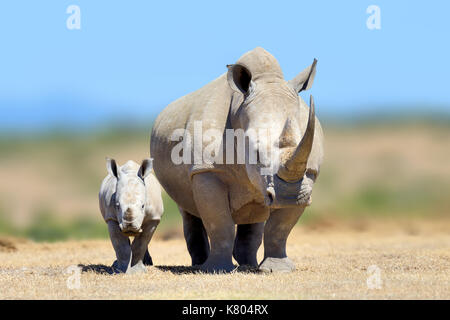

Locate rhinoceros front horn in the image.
[277,95,315,182]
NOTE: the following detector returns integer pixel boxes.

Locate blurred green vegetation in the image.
[0,119,449,241]
[0,195,181,242]
[0,207,106,242]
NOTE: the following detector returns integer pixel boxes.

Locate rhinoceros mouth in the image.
[265,174,312,208]
[120,222,143,236]
[121,229,143,237]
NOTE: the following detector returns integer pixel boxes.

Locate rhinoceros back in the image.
[150,74,233,214]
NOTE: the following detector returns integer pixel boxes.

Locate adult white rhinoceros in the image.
[151,47,324,273]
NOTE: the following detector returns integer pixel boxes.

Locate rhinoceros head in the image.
[227,48,322,208]
[106,158,153,235]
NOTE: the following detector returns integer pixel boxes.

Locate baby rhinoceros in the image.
[99,158,163,274]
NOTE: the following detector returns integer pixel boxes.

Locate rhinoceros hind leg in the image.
[143,249,153,266]
[260,207,304,273]
[181,209,210,266]
[233,223,264,267]
[192,173,235,273]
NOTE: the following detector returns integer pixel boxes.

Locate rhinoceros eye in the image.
[141,204,145,209]
[306,169,318,181]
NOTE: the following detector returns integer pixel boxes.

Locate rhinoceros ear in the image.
[288,59,317,93]
[138,158,153,180]
[227,64,252,95]
[106,158,119,179]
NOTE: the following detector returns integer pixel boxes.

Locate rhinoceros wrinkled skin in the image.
[151,47,324,273]
[99,159,163,274]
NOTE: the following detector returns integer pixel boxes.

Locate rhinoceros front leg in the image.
[192,173,235,273]
[107,221,131,273]
[180,209,210,266]
[129,219,160,274]
[259,207,304,273]
[233,223,264,267]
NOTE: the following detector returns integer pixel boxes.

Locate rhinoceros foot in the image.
[259,257,295,273]
[111,260,147,274]
[111,260,128,274]
[199,258,236,274]
[126,261,147,275]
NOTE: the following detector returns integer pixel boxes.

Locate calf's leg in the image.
[108,221,131,273]
[129,219,160,274]
[143,249,153,266]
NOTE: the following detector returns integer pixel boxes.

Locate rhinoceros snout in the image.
[264,174,313,208]
[119,219,142,235]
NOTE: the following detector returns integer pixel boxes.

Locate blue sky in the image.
[0,1,449,130]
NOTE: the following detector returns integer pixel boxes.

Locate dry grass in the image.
[1,220,449,300]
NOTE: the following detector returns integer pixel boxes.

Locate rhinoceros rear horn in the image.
[227,64,252,94]
[277,95,315,182]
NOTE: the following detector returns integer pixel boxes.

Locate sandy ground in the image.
[0,221,449,300]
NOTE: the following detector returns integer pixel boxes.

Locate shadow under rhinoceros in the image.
[77,264,261,275]
[77,264,199,275]
[78,264,116,275]
[155,265,200,274]
[155,265,260,274]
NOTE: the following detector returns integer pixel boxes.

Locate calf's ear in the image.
[227,64,253,95]
[106,158,119,178]
[288,59,317,93]
[138,158,153,180]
